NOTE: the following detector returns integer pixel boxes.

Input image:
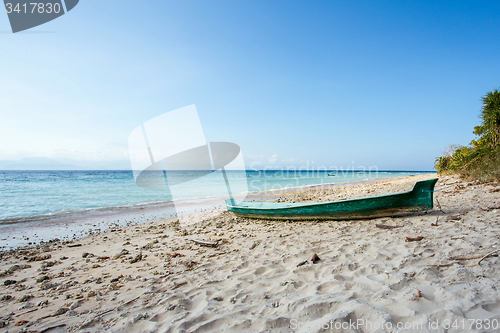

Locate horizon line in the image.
[0,169,437,172]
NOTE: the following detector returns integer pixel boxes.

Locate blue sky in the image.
[1,0,499,170]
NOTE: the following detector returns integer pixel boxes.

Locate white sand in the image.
[1,175,500,332]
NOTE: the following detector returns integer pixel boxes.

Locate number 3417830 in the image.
[5,2,61,14]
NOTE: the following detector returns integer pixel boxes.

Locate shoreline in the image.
[0,175,500,332]
[0,172,435,225]
[0,170,433,225]
[0,173,435,249]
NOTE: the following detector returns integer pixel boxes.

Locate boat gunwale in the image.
[226,178,437,211]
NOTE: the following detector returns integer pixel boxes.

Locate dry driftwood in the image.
[376,224,403,229]
[16,308,38,316]
[207,251,227,258]
[435,198,446,214]
[117,295,141,311]
[95,308,115,318]
[449,253,499,261]
[465,249,500,267]
[430,249,500,268]
[405,236,424,242]
[190,239,218,247]
[428,261,460,268]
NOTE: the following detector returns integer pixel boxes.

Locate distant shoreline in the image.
[0,171,436,223]
[0,169,436,172]
[0,173,436,249]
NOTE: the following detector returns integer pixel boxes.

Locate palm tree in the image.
[478,89,500,148]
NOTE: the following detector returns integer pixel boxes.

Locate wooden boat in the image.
[225,178,438,220]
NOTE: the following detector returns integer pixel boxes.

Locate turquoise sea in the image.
[0,170,435,224]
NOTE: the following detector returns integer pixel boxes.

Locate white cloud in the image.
[268,154,278,164]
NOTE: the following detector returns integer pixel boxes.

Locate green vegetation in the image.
[434,89,500,182]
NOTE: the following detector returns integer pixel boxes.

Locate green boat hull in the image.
[226,178,438,220]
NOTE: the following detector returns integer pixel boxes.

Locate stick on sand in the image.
[465,249,500,267]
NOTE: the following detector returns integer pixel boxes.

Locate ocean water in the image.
[0,170,435,223]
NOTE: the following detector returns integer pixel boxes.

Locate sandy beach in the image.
[1,174,500,332]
